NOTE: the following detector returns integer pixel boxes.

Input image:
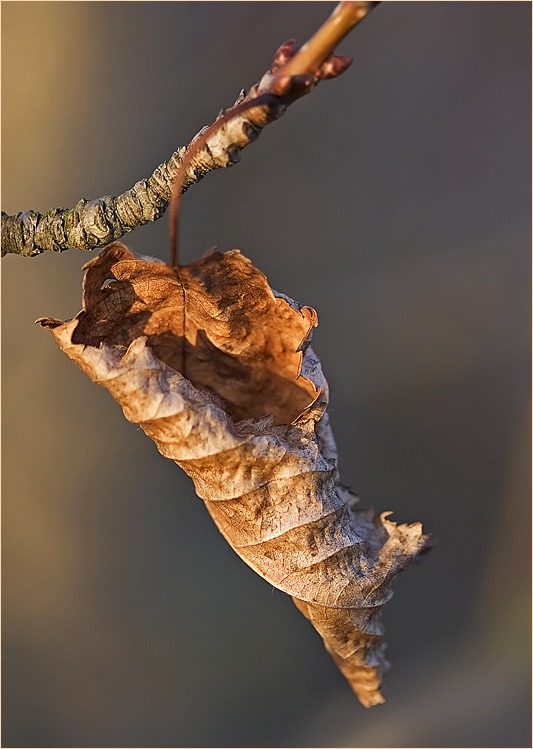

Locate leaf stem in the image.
[169,94,280,269]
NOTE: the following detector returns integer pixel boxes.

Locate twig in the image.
[1,1,379,258]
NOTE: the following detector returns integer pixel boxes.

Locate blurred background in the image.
[2,2,531,747]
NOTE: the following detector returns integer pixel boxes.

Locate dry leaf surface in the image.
[39,242,430,707]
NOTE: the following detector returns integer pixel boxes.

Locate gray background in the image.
[2,2,531,747]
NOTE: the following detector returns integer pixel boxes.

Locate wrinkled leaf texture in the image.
[39,242,430,707]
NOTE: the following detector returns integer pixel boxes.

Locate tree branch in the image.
[1,1,379,258]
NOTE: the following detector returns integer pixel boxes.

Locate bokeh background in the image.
[2,2,531,747]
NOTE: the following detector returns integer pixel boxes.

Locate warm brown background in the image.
[2,2,531,747]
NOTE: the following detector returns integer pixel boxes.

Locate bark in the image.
[1,89,275,258]
[1,1,379,258]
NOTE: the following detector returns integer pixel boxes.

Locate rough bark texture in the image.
[38,242,430,708]
[1,88,277,257]
[2,1,379,258]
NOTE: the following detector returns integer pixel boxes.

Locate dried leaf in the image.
[38,241,430,707]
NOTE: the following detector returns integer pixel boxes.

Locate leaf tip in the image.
[35,316,63,330]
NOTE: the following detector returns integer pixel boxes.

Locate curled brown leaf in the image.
[38,242,430,707]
